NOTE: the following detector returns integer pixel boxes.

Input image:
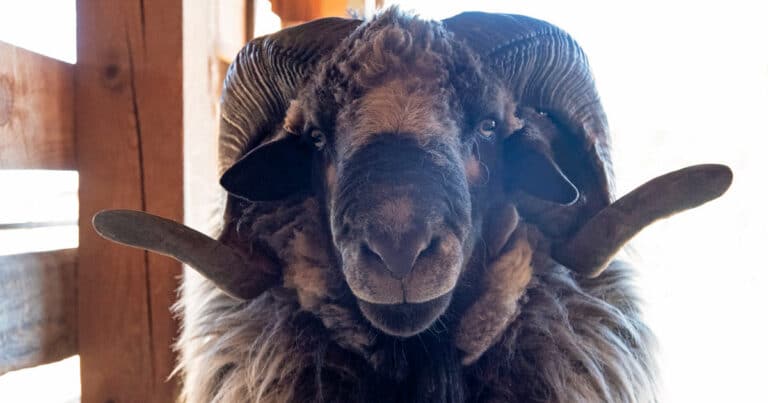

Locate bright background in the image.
[0,0,77,63]
[388,2,768,402]
[1,1,766,402]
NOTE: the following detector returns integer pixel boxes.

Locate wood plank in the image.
[245,0,256,43]
[76,1,183,401]
[0,41,75,170]
[0,249,78,375]
[272,0,349,26]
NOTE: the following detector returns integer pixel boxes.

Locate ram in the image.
[93,9,731,402]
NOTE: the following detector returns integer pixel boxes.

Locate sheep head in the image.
[218,12,594,336]
[92,10,732,339]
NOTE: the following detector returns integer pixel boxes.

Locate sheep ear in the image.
[220,136,314,201]
[503,134,579,205]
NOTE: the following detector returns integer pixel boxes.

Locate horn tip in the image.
[92,209,118,239]
[92,209,151,245]
[706,163,733,195]
[685,163,733,204]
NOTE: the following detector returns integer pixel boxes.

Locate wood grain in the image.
[0,41,75,170]
[0,249,78,375]
[272,0,349,26]
[76,1,183,401]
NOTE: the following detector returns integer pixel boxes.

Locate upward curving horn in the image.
[204,17,359,298]
[554,164,733,277]
[445,12,615,231]
[93,210,279,299]
[218,17,360,172]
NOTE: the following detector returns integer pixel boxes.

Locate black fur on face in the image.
[328,135,472,336]
[275,12,500,336]
[222,10,575,337]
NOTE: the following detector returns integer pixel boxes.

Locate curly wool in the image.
[284,8,490,148]
[176,253,657,402]
[175,196,657,402]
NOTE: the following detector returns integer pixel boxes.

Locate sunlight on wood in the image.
[254,0,283,37]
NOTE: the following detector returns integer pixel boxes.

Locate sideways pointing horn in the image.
[91,163,732,300]
[92,209,279,299]
[554,164,733,277]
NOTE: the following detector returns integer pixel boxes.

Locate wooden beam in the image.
[0,41,75,170]
[0,249,78,375]
[272,0,349,26]
[245,0,256,42]
[76,1,182,401]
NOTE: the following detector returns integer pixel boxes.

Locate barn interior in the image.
[0,1,765,402]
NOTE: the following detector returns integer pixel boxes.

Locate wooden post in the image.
[272,0,350,27]
[76,1,182,401]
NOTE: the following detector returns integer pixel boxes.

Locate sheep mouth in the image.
[357,293,452,337]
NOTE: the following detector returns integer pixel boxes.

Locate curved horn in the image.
[219,17,361,172]
[554,164,733,277]
[445,12,613,229]
[93,210,279,299]
[210,18,359,297]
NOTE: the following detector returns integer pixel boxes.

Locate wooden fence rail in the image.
[0,250,78,375]
[0,41,77,376]
[0,41,75,170]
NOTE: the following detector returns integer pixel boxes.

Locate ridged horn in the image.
[554,164,733,277]
[93,210,279,299]
[445,12,614,228]
[219,17,361,172]
[207,18,360,298]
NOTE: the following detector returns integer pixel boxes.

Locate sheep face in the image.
[327,83,476,336]
[289,20,506,337]
[222,20,516,336]
[220,17,577,336]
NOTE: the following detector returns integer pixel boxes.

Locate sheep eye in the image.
[310,130,326,149]
[477,119,497,138]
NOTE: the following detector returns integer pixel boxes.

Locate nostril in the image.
[418,236,440,260]
[360,242,383,263]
